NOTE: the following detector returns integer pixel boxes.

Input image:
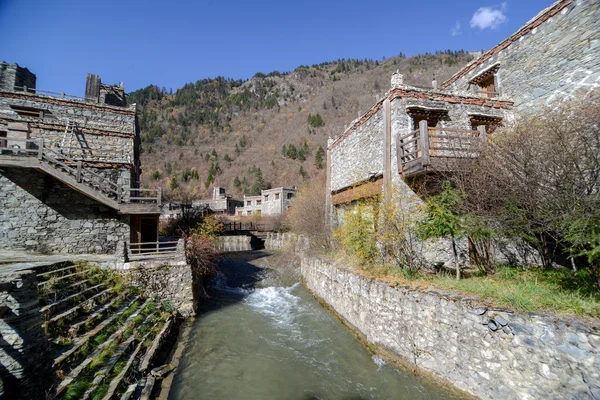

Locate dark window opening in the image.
[9,105,44,118]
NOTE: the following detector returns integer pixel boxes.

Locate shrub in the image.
[334,199,378,264]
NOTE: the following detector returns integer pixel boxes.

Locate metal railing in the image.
[0,137,161,206]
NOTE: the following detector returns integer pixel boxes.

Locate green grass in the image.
[62,379,91,400]
[370,265,600,318]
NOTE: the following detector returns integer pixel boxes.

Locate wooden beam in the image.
[332,178,383,205]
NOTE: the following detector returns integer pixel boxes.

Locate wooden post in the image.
[383,99,391,201]
[38,137,44,160]
[419,120,430,167]
[76,161,82,182]
[157,187,162,206]
[477,125,487,142]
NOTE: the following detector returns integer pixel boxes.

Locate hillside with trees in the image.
[127,50,476,200]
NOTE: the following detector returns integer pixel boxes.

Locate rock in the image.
[495,315,509,326]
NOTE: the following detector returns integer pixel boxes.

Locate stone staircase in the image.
[34,263,177,399]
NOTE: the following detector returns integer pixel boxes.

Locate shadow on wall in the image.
[0,269,55,399]
[2,167,120,219]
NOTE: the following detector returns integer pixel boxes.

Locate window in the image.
[0,131,6,149]
[469,115,503,136]
[247,200,252,206]
[287,193,294,200]
[247,210,252,216]
[275,193,280,200]
[237,210,242,216]
[264,195,269,202]
[256,210,261,217]
[478,74,497,99]
[469,64,500,99]
[9,105,44,118]
[257,200,262,205]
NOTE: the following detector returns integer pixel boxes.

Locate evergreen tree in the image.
[250,168,267,196]
[233,176,241,188]
[170,175,178,191]
[315,146,325,169]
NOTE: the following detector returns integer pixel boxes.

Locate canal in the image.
[168,252,463,400]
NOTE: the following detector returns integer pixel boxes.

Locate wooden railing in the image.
[397,121,486,170]
[11,85,87,101]
[127,240,181,260]
[223,222,257,232]
[0,137,161,206]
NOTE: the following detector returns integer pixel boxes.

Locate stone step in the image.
[53,296,141,368]
[138,317,172,373]
[120,383,138,400]
[44,287,113,338]
[40,282,107,318]
[67,291,128,338]
[101,328,156,400]
[36,263,79,279]
[37,266,94,287]
[81,334,138,400]
[55,299,151,396]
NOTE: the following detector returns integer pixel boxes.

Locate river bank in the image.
[300,256,600,400]
[166,250,465,399]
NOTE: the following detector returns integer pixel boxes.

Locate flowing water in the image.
[169,254,462,400]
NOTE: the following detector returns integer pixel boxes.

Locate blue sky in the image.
[0,0,555,96]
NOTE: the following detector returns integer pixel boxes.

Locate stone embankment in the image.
[301,256,600,400]
[0,260,197,399]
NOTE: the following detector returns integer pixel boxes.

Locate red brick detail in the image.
[331,89,512,149]
[0,91,136,115]
[440,0,573,89]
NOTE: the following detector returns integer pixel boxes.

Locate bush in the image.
[285,172,330,250]
[334,198,378,264]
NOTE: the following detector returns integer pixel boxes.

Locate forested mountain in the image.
[128,50,476,200]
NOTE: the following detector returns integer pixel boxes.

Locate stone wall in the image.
[301,256,600,400]
[0,268,54,399]
[331,106,384,192]
[123,262,196,317]
[218,235,253,252]
[0,169,129,254]
[443,0,600,110]
[0,62,36,92]
[264,233,308,252]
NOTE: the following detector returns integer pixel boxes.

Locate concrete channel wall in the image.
[301,256,600,400]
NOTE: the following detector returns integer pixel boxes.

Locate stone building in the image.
[236,187,296,217]
[0,63,161,254]
[192,187,243,215]
[326,0,599,265]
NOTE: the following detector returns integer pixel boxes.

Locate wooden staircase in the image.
[0,137,160,215]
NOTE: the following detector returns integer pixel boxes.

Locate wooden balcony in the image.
[397,120,487,177]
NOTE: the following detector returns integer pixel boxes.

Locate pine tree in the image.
[315,146,325,169]
[251,168,267,196]
[170,175,178,190]
[233,176,241,188]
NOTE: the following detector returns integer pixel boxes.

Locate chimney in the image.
[391,70,404,88]
[432,76,438,90]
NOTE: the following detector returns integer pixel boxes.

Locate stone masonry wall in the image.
[301,256,600,400]
[0,169,129,254]
[330,106,384,192]
[121,262,196,317]
[444,0,600,110]
[0,268,54,399]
